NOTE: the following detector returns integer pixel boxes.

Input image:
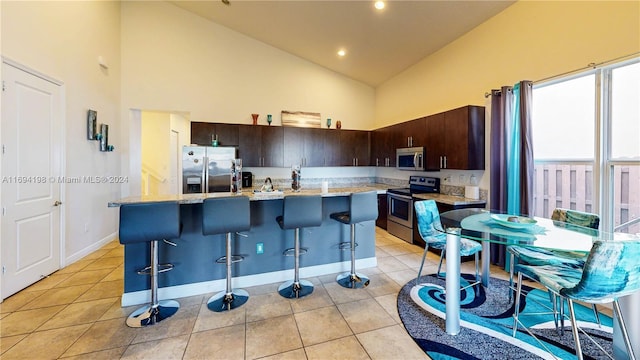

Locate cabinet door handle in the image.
[444,156,447,169]
[440,156,443,169]
[376,158,379,167]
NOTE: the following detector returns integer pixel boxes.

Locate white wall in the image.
[1,1,122,263]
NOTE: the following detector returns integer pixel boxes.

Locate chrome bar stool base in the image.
[278,279,314,299]
[126,299,180,328]
[207,289,250,312]
[336,272,370,289]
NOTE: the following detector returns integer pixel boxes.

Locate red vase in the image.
[336,120,342,129]
[251,114,259,125]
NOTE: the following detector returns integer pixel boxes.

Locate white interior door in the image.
[1,62,63,299]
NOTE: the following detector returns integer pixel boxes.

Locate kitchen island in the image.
[109,185,388,306]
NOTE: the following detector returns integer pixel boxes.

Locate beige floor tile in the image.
[258,348,307,360]
[305,335,370,360]
[38,297,119,331]
[357,325,429,360]
[294,306,352,346]
[130,303,199,344]
[176,294,207,307]
[396,252,431,270]
[1,306,65,336]
[82,256,123,271]
[21,273,73,292]
[98,300,139,321]
[246,282,281,296]
[59,346,126,360]
[2,324,90,359]
[244,292,292,323]
[378,244,413,257]
[183,324,245,359]
[100,266,124,282]
[122,334,189,360]
[102,246,124,258]
[55,259,93,275]
[364,273,401,298]
[81,249,111,261]
[289,286,334,313]
[20,285,93,310]
[375,256,410,273]
[193,303,246,332]
[245,315,302,359]
[337,298,395,334]
[55,269,112,288]
[323,282,372,305]
[62,318,138,357]
[0,289,46,313]
[374,293,402,324]
[0,334,27,355]
[386,268,421,287]
[74,280,123,302]
[373,236,396,247]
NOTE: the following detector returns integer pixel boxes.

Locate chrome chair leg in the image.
[279,228,313,298]
[416,245,430,284]
[567,299,584,360]
[613,300,637,360]
[436,249,446,279]
[509,252,515,302]
[512,271,524,337]
[207,232,249,312]
[336,224,370,289]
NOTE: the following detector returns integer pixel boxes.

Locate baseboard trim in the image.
[64,232,117,266]
[121,257,377,306]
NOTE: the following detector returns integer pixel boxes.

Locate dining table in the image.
[434,208,639,359]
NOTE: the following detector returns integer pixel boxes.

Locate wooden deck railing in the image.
[532,161,640,234]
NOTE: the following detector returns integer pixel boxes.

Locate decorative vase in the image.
[267,114,272,126]
[291,164,301,192]
[251,114,259,125]
[326,118,331,128]
[336,120,342,129]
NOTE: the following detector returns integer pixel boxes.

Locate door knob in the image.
[53,200,62,206]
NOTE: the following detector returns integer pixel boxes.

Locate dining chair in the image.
[414,199,482,288]
[508,208,600,301]
[512,239,640,360]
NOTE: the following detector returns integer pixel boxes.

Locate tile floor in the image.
[0,227,511,360]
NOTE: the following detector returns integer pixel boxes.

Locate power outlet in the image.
[256,242,264,254]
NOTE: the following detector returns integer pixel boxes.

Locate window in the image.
[532,59,640,234]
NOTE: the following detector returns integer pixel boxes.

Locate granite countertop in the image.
[412,192,486,206]
[108,184,390,207]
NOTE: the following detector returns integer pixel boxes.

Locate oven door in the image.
[387,193,413,228]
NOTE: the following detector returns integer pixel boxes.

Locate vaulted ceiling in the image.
[169,0,515,87]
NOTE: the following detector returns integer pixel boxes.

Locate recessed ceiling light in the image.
[337,49,346,57]
[374,1,385,10]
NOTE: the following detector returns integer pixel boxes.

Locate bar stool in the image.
[330,190,378,289]
[276,195,323,299]
[119,201,181,328]
[202,196,251,312]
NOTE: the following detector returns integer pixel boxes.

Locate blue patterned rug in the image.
[397,273,614,360]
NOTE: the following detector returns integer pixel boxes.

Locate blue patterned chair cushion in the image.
[551,208,600,230]
[515,264,582,293]
[414,200,481,256]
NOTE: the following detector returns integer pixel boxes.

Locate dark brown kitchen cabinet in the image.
[237,125,283,167]
[323,130,342,166]
[283,127,325,167]
[376,193,388,229]
[426,106,485,170]
[190,122,239,146]
[370,126,394,167]
[339,130,370,166]
[395,117,427,148]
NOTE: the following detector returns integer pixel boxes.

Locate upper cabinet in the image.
[283,127,325,167]
[237,125,283,167]
[427,105,485,170]
[339,130,370,166]
[191,122,239,146]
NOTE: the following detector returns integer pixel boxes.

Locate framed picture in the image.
[87,109,97,140]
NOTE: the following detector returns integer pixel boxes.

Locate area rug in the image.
[397,273,614,360]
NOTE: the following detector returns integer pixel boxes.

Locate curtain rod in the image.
[484,51,640,98]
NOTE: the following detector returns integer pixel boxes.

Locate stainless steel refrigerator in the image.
[182,146,236,194]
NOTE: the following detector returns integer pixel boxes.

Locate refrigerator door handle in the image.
[203,156,208,193]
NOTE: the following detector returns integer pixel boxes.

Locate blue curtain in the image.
[489,81,534,267]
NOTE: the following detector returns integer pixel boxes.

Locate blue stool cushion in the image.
[202,196,251,235]
[276,195,323,230]
[119,201,180,245]
[330,191,378,225]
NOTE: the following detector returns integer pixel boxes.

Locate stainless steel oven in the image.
[387,192,414,243]
[386,176,440,244]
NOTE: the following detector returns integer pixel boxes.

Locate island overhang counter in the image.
[109,187,387,306]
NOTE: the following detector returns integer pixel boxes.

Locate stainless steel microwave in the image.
[396,147,425,171]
